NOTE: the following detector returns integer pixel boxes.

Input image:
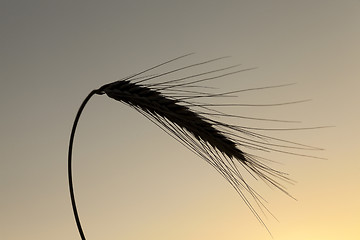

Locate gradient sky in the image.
[1,1,360,239]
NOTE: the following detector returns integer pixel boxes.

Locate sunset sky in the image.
[1,1,359,239]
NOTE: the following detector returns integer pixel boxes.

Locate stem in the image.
[68,89,100,240]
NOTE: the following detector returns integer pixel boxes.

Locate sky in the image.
[1,1,360,239]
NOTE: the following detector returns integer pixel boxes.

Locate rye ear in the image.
[68,54,325,239]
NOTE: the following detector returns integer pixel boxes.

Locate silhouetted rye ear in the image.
[68,54,326,239]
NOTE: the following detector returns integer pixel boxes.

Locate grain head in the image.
[68,54,325,238]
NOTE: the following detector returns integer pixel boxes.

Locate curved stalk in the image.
[68,89,100,240]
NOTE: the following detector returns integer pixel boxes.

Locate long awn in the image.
[68,53,325,239]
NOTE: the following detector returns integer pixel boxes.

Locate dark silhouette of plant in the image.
[68,54,324,239]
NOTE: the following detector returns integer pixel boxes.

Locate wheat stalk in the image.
[68,54,324,239]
